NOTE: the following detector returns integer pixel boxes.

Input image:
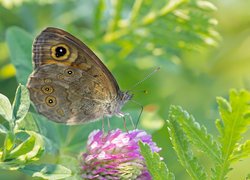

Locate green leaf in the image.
[0,130,57,171]
[230,140,250,162]
[16,130,47,160]
[2,132,15,160]
[102,0,219,61]
[217,90,250,149]
[139,141,174,180]
[6,26,33,84]
[169,106,221,162]
[0,124,8,134]
[213,90,250,179]
[14,112,39,132]
[0,93,12,121]
[20,164,72,179]
[167,117,207,180]
[2,130,45,164]
[15,112,39,131]
[7,134,36,160]
[12,84,30,123]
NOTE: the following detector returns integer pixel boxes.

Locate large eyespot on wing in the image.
[32,28,78,68]
[29,27,127,124]
[35,27,121,98]
[51,44,71,61]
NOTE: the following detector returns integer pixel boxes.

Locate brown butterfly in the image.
[27,27,132,125]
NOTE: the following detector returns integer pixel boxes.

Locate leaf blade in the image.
[167,110,207,180]
[0,93,12,121]
[19,164,72,180]
[12,84,30,123]
[139,141,174,180]
[213,90,250,179]
[169,106,221,162]
[6,26,33,84]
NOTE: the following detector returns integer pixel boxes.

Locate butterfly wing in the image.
[27,27,121,124]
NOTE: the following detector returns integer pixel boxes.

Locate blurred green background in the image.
[0,0,250,179]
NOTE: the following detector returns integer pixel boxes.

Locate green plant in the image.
[0,84,72,179]
[1,0,249,179]
[139,90,250,179]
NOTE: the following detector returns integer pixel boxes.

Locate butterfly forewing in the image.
[27,27,128,124]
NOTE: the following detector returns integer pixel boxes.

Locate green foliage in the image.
[213,90,250,179]
[167,112,207,180]
[139,141,174,180]
[167,90,250,180]
[231,140,250,162]
[12,84,30,123]
[2,0,250,179]
[19,164,72,179]
[6,27,33,84]
[0,84,71,179]
[0,92,12,122]
[169,106,221,162]
[99,0,218,62]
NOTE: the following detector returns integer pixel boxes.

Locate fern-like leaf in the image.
[97,0,219,61]
[213,90,250,180]
[230,140,250,162]
[167,116,207,180]
[139,141,175,180]
[169,105,221,162]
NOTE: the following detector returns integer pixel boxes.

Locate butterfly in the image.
[27,27,132,125]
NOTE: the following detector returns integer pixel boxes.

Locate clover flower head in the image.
[81,129,161,179]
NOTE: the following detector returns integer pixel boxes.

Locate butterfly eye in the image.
[51,44,70,61]
[45,96,57,107]
[41,85,54,94]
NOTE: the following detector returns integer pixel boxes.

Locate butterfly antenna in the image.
[128,67,160,92]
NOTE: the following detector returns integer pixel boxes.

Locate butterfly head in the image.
[119,90,133,105]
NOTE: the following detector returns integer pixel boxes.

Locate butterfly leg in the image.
[123,116,128,133]
[102,117,105,132]
[127,114,135,129]
[107,117,111,132]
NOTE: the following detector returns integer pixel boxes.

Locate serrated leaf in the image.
[12,84,30,123]
[102,0,219,62]
[167,118,207,180]
[230,140,250,162]
[20,164,72,179]
[6,26,33,84]
[0,93,12,121]
[217,90,250,149]
[139,141,174,180]
[213,90,250,179]
[169,106,221,162]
